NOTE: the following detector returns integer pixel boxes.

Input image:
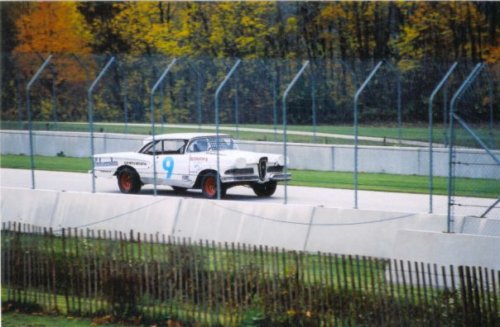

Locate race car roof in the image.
[143,132,231,143]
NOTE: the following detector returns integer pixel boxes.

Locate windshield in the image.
[187,136,238,153]
[140,136,239,154]
[207,137,238,151]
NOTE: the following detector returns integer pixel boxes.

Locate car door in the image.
[153,139,191,187]
[186,138,211,177]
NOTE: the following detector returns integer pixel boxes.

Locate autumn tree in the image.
[5,2,94,121]
[14,2,91,56]
[2,1,497,123]
[12,1,92,84]
[396,2,497,62]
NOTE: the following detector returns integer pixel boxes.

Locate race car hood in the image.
[209,149,285,166]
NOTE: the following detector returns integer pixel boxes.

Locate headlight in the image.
[235,157,247,169]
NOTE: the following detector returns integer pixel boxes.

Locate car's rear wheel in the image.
[252,181,277,197]
[201,173,226,199]
[117,167,142,194]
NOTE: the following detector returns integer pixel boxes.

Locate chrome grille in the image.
[258,157,268,181]
[267,165,283,173]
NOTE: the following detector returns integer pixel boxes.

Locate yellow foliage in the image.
[485,43,499,64]
[396,2,492,61]
[10,1,495,63]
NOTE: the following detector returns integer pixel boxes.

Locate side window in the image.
[188,139,208,153]
[139,140,186,155]
[139,141,160,155]
[162,140,187,154]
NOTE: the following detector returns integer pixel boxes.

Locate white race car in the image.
[93,133,290,198]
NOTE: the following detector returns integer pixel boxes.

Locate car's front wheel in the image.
[201,172,226,199]
[117,167,142,194]
[252,181,277,197]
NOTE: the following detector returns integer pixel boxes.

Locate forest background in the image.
[0,1,498,126]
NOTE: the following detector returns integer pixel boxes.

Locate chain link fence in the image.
[446,64,499,230]
[5,54,495,141]
[1,53,498,213]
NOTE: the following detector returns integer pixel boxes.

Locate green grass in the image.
[289,170,496,197]
[0,154,90,173]
[291,170,499,198]
[1,154,498,198]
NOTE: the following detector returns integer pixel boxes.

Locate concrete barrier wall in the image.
[0,130,145,158]
[393,230,500,269]
[1,130,499,178]
[1,187,181,234]
[2,187,498,270]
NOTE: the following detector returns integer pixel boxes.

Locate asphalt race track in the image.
[2,168,498,219]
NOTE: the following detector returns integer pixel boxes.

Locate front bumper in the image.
[221,173,291,184]
[268,173,292,181]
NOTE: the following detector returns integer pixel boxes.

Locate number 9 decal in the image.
[162,157,174,179]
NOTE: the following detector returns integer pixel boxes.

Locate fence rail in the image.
[2,222,499,326]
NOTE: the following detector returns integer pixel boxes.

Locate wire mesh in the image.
[6,54,493,145]
[447,65,499,223]
[1,53,499,214]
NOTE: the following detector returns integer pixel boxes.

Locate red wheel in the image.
[119,173,132,192]
[117,167,142,194]
[201,173,225,199]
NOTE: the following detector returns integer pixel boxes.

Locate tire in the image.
[117,167,142,194]
[201,172,226,199]
[252,181,277,197]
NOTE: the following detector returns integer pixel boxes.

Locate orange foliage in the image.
[13,2,93,83]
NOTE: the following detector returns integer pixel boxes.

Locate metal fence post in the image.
[88,57,115,193]
[353,61,383,209]
[311,73,317,143]
[446,63,484,233]
[485,71,495,146]
[215,59,241,200]
[397,72,402,144]
[26,54,52,189]
[234,70,240,139]
[442,85,448,146]
[428,62,458,213]
[272,75,278,142]
[282,61,309,204]
[150,58,177,196]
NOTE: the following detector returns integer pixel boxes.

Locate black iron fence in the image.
[2,222,498,326]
